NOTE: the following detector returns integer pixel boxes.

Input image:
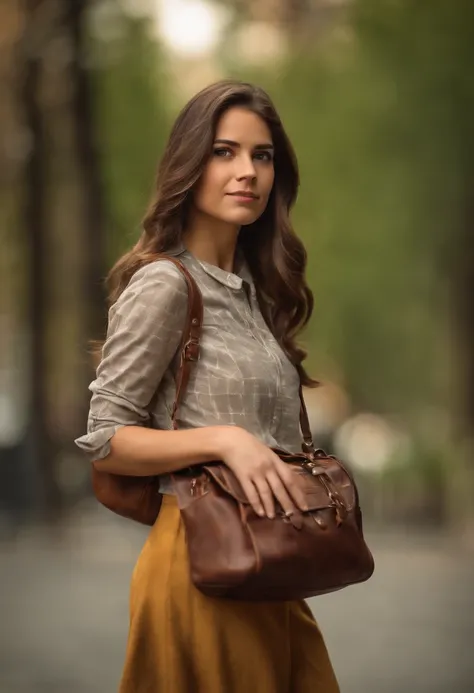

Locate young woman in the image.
[75,80,340,693]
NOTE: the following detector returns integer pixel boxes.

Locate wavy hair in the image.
[103,80,317,386]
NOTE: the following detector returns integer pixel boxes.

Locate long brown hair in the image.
[104,80,317,387]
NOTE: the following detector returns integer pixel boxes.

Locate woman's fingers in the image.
[239,477,266,517]
[265,470,296,517]
[252,476,276,518]
[276,462,308,512]
[228,447,309,518]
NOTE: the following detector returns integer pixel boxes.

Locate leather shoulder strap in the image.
[153,255,203,428]
[299,383,316,455]
[155,255,315,454]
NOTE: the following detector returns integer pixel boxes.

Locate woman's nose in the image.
[235,154,257,180]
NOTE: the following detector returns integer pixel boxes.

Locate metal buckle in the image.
[318,473,348,526]
[184,339,199,361]
[302,440,315,455]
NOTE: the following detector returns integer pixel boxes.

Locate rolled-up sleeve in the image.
[74,260,188,461]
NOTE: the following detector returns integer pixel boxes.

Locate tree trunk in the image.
[65,0,107,347]
[21,0,61,518]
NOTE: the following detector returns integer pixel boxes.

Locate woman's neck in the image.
[184,211,240,273]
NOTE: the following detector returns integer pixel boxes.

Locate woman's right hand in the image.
[215,426,309,519]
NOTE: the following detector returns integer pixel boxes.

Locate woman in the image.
[75,80,340,693]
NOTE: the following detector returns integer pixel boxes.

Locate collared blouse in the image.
[74,245,304,493]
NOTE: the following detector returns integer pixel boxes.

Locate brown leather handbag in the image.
[92,256,375,601]
[172,398,375,601]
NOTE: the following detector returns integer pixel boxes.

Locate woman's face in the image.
[192,106,275,228]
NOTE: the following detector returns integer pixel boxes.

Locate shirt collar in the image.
[164,241,255,294]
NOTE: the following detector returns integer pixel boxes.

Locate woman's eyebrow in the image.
[214,138,274,150]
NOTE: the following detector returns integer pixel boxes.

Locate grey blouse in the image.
[74,244,304,493]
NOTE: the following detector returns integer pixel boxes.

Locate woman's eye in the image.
[254,151,273,162]
[213,147,232,158]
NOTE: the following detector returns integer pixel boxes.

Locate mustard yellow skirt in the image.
[119,495,340,693]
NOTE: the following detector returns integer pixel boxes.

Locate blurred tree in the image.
[223,0,473,426]
[218,0,474,525]
[9,1,171,521]
[216,0,344,37]
[13,0,109,519]
[20,0,61,519]
[0,2,27,524]
[57,1,171,509]
[66,0,108,346]
[87,1,171,261]
[349,0,474,527]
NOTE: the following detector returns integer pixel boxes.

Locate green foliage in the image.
[87,4,171,261]
[86,0,474,448]
[224,0,474,440]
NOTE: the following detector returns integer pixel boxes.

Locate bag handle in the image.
[157,256,315,455]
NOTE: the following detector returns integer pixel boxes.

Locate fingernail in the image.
[268,513,275,519]
[257,509,265,516]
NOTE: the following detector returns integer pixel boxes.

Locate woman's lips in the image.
[227,192,258,202]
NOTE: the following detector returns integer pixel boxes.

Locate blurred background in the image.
[1,0,473,691]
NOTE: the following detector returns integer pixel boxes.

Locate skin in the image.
[97,106,308,519]
[184,106,275,273]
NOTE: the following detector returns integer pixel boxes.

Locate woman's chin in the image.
[222,210,260,227]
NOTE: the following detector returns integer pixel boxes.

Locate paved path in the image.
[1,504,473,693]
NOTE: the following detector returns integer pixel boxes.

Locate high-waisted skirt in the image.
[118,494,340,693]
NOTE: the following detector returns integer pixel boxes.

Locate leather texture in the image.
[172,448,374,600]
[92,255,375,600]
